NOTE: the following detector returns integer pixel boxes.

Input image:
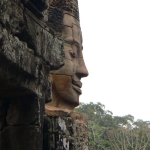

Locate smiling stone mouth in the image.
[72,80,82,88]
[72,84,82,94]
[72,80,82,94]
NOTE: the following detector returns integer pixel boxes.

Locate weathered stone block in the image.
[0,0,64,69]
[0,0,65,101]
[43,109,88,150]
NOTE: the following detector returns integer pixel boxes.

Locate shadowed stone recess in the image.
[1,126,42,150]
[0,96,44,150]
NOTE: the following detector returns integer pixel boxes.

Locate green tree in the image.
[75,102,150,150]
[75,102,112,149]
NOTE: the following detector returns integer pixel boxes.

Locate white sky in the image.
[78,0,150,121]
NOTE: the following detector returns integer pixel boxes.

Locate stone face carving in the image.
[45,0,88,110]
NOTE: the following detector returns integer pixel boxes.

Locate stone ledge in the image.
[45,105,88,123]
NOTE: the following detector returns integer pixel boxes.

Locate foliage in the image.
[75,102,150,150]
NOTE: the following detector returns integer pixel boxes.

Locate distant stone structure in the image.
[0,0,88,150]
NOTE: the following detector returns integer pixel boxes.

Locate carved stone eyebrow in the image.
[64,38,74,44]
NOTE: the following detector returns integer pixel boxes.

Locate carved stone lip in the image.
[72,80,82,88]
[72,80,82,94]
[72,84,82,94]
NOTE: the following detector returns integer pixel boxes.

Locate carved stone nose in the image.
[76,58,89,78]
[76,66,89,78]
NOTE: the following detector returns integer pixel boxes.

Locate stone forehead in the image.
[62,25,82,46]
[49,0,79,20]
[62,12,82,45]
[63,13,80,28]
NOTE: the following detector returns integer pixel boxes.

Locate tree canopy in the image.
[75,102,150,150]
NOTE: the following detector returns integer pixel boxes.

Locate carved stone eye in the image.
[69,51,76,58]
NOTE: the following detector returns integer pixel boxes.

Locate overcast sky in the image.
[78,0,150,121]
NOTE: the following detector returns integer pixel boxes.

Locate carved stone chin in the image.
[45,0,88,110]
